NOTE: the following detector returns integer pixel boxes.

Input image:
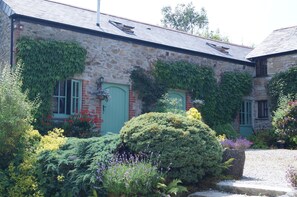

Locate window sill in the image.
[255,118,269,120]
[254,75,269,78]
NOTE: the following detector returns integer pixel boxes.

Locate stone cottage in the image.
[246,26,297,131]
[0,0,295,135]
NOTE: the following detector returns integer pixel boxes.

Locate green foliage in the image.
[16,37,86,132]
[0,127,67,197]
[161,2,208,34]
[0,128,42,197]
[216,72,253,124]
[36,134,121,196]
[0,64,39,169]
[130,61,253,126]
[212,123,238,139]
[154,94,185,114]
[101,161,161,196]
[120,112,223,183]
[248,129,278,149]
[268,66,297,111]
[272,95,297,146]
[153,61,218,125]
[157,178,188,196]
[63,109,100,138]
[201,27,229,42]
[130,66,167,112]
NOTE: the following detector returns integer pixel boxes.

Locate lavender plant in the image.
[97,153,162,196]
[220,138,252,150]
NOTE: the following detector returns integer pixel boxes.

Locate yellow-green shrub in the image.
[186,107,202,121]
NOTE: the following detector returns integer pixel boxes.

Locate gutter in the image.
[11,14,254,67]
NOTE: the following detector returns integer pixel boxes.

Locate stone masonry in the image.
[0,10,11,69]
[1,12,255,131]
[253,53,297,130]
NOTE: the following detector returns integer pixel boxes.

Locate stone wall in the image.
[253,53,297,131]
[16,20,254,129]
[0,9,11,69]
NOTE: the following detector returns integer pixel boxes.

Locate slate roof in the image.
[247,26,297,59]
[0,0,253,63]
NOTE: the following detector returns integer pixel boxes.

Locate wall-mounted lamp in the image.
[96,76,104,87]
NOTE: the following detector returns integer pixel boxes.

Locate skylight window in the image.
[109,20,135,34]
[206,42,230,55]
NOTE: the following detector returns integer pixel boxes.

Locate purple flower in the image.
[220,138,252,150]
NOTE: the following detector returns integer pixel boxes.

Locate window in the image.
[258,100,268,118]
[255,59,267,77]
[52,79,82,118]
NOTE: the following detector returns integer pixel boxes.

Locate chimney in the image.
[96,0,100,26]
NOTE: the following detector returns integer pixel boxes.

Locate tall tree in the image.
[161,2,229,42]
[161,2,208,34]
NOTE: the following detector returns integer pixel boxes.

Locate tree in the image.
[161,2,229,42]
[161,2,208,34]
[201,28,229,42]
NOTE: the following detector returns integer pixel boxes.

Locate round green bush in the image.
[120,112,223,183]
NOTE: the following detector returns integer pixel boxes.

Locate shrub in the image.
[37,134,121,196]
[212,123,238,139]
[248,129,278,149]
[99,156,161,196]
[268,66,297,111]
[62,109,100,138]
[272,95,297,146]
[120,112,223,183]
[0,64,39,169]
[220,137,253,150]
[154,94,184,114]
[186,107,202,121]
[0,128,66,197]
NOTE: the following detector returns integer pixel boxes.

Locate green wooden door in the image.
[239,100,253,137]
[101,83,129,134]
[168,90,186,111]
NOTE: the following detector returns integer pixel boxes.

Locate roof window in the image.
[109,20,135,34]
[206,42,230,54]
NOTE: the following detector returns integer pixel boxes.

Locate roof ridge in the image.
[274,25,297,32]
[45,0,253,49]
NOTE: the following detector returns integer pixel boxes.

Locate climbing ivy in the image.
[268,66,297,111]
[130,61,252,126]
[17,37,87,132]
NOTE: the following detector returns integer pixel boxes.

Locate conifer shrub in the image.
[36,134,121,196]
[120,112,223,183]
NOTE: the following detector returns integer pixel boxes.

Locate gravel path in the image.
[239,149,297,188]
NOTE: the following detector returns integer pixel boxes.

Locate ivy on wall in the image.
[16,37,87,131]
[268,66,297,111]
[130,61,252,126]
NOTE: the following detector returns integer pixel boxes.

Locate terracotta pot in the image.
[222,149,246,179]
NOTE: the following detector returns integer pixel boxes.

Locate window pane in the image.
[52,97,58,113]
[59,98,65,114]
[54,82,59,96]
[60,81,66,96]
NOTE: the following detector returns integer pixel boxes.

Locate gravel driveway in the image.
[240,149,297,188]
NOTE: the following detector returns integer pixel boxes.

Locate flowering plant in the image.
[63,109,100,138]
[219,136,253,150]
[186,107,202,121]
[95,89,110,101]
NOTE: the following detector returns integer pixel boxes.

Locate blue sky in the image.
[54,0,297,46]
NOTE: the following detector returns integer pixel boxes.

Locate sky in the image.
[53,0,297,47]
